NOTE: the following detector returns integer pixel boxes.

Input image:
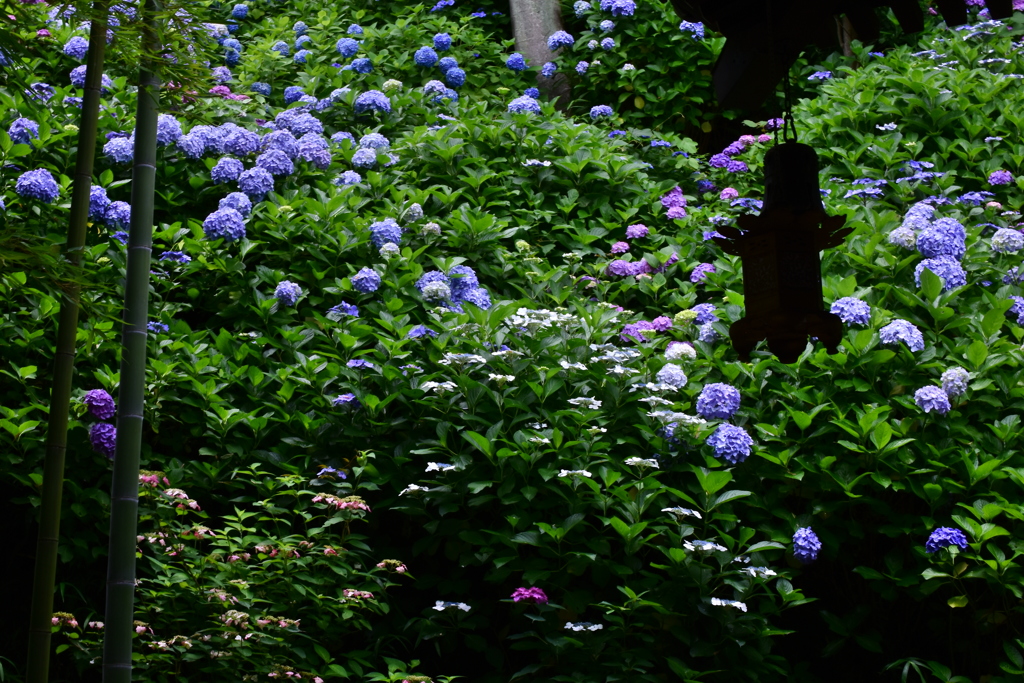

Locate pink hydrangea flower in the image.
[610,241,629,254]
[511,586,549,603]
[667,206,686,219]
[720,187,739,200]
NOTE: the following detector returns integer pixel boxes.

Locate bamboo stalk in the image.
[101,1,160,679]
[26,7,107,682]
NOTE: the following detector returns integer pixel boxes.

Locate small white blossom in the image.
[488,373,516,384]
[564,621,604,631]
[607,365,636,376]
[425,462,457,472]
[629,382,680,393]
[662,507,702,520]
[568,397,602,410]
[528,436,551,444]
[560,360,588,371]
[638,396,674,407]
[491,348,524,359]
[621,63,636,71]
[438,353,487,367]
[710,598,748,612]
[586,426,607,435]
[529,422,549,430]
[420,381,459,394]
[558,469,592,478]
[523,159,552,167]
[433,600,471,612]
[684,540,727,554]
[743,566,777,579]
[875,122,898,131]
[625,457,659,468]
[399,484,429,496]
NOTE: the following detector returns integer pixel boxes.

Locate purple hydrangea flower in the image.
[706,423,753,464]
[212,66,232,82]
[337,38,360,57]
[159,251,191,264]
[625,223,648,239]
[155,114,182,146]
[256,149,294,176]
[600,37,615,50]
[448,265,480,301]
[506,53,528,71]
[105,201,131,228]
[352,148,378,168]
[89,186,110,222]
[547,30,574,50]
[237,167,274,200]
[917,218,966,259]
[914,385,950,414]
[9,117,39,145]
[914,255,966,291]
[941,367,969,398]
[414,46,439,67]
[508,95,541,114]
[275,280,302,306]
[679,20,705,39]
[989,169,1013,186]
[830,297,870,325]
[219,192,252,217]
[351,267,381,293]
[690,263,715,283]
[203,207,246,242]
[611,241,629,254]
[63,36,89,59]
[83,389,116,419]
[661,186,685,209]
[369,218,402,247]
[347,359,375,369]
[656,363,687,388]
[211,157,244,183]
[15,169,60,203]
[334,170,362,186]
[726,160,748,173]
[651,316,672,331]
[576,60,590,75]
[407,325,437,339]
[792,527,821,563]
[992,228,1024,254]
[90,422,117,458]
[511,587,548,603]
[332,393,361,409]
[147,321,169,334]
[879,319,924,352]
[709,153,730,168]
[696,382,740,420]
[925,527,968,553]
[621,320,657,342]
[610,0,635,16]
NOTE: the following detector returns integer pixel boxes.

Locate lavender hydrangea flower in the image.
[212,66,232,82]
[15,169,60,203]
[679,21,705,39]
[917,218,966,259]
[706,424,753,464]
[600,19,615,31]
[407,325,437,339]
[336,38,360,57]
[334,170,362,185]
[915,386,950,414]
[352,148,378,168]
[332,393,361,409]
[989,170,1013,186]
[625,223,648,239]
[351,267,381,293]
[696,382,740,420]
[89,186,110,222]
[691,303,718,324]
[547,30,574,50]
[590,105,613,119]
[203,207,246,242]
[830,297,870,325]
[347,359,375,369]
[925,527,968,553]
[369,218,402,247]
[354,90,391,115]
[879,319,924,352]
[105,201,131,228]
[63,36,89,59]
[601,37,615,50]
[159,251,191,264]
[83,389,116,419]
[576,60,589,75]
[888,226,918,250]
[274,280,302,306]
[329,301,359,317]
[656,363,687,388]
[508,96,541,114]
[792,527,821,563]
[941,367,969,398]
[690,263,715,283]
[147,321,169,334]
[506,53,528,71]
[609,0,635,16]
[574,0,591,15]
[9,117,40,146]
[211,157,244,183]
[256,149,294,176]
[992,228,1024,254]
[238,167,274,200]
[90,422,116,458]
[414,46,439,67]
[914,255,966,291]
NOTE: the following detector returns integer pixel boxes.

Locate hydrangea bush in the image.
[4,1,1024,682]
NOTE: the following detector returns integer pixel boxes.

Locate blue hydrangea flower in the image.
[351,57,372,73]
[219,192,252,217]
[590,105,614,119]
[212,66,232,82]
[263,129,300,159]
[460,288,492,309]
[203,207,246,242]
[416,270,450,295]
[274,110,323,135]
[295,35,312,49]
[275,280,302,306]
[574,0,591,16]
[354,90,391,114]
[359,133,390,150]
[691,303,718,324]
[609,0,635,16]
[914,255,966,291]
[211,157,244,183]
[293,21,308,35]
[438,56,459,73]
[230,4,248,18]
[15,169,59,203]
[105,201,131,228]
[656,363,687,388]
[237,167,274,200]
[447,265,479,300]
[104,136,134,163]
[297,133,331,168]
[576,60,589,75]
[808,71,832,80]
[508,95,542,114]
[706,424,753,464]
[679,21,704,39]
[63,36,89,60]
[958,191,995,206]
[351,267,381,293]
[147,321,169,334]
[506,53,528,71]
[599,20,615,31]
[225,48,241,66]
[283,85,305,104]
[347,24,363,35]
[63,96,83,108]
[446,67,466,87]
[89,185,110,222]
[792,527,821,563]
[272,41,290,57]
[925,527,968,553]
[879,319,924,352]
[600,37,615,50]
[369,218,402,247]
[917,218,966,259]
[696,382,740,420]
[221,126,260,156]
[407,325,437,339]
[347,359,375,369]
[415,46,439,67]
[251,82,271,96]
[548,30,574,50]
[334,170,362,185]
[352,148,378,168]
[337,37,360,57]
[942,367,969,398]
[332,393,361,409]
[8,117,39,146]
[830,297,871,325]
[915,385,950,414]
[541,62,557,78]
[329,301,359,317]
[434,33,452,51]
[159,251,191,264]
[174,131,205,159]
[992,228,1024,254]
[294,49,311,64]
[256,149,294,176]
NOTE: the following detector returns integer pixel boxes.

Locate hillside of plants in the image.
[5,0,1024,681]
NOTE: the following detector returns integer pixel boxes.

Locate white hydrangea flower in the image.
[379,242,400,259]
[684,540,728,554]
[638,396,674,407]
[382,79,404,91]
[607,365,636,376]
[710,598,748,612]
[425,462,456,472]
[433,600,471,612]
[560,360,588,371]
[529,422,549,429]
[491,349,524,359]
[528,437,551,444]
[421,221,441,235]
[558,469,592,478]
[399,484,429,496]
[488,373,516,384]
[662,506,702,520]
[743,566,777,579]
[568,397,602,410]
[665,342,697,361]
[565,621,603,631]
[629,382,680,393]
[420,381,459,394]
[438,353,487,367]
[523,159,552,167]
[586,426,607,435]
[625,457,659,467]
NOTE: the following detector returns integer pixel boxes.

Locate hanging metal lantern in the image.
[713,141,852,363]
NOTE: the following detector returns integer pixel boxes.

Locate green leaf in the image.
[919,267,942,302]
[711,490,752,509]
[870,422,892,450]
[461,430,492,458]
[948,594,969,608]
[982,308,1005,337]
[967,340,988,369]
